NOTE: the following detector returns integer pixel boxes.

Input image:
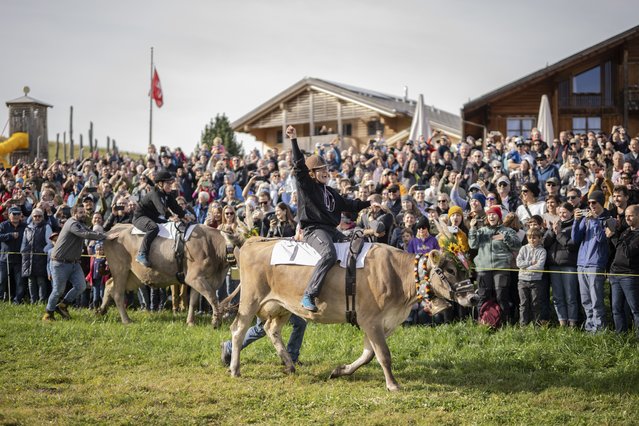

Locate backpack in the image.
[479,300,502,328]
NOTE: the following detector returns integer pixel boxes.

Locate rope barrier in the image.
[0,250,103,258]
[1,251,638,277]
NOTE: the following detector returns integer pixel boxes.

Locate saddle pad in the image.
[270,240,373,268]
[132,222,196,241]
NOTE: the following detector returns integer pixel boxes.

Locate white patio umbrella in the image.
[409,94,431,142]
[537,94,554,143]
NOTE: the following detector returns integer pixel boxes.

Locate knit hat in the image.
[588,190,605,207]
[471,193,486,208]
[485,205,502,221]
[448,205,463,217]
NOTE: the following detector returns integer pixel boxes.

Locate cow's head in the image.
[416,250,478,314]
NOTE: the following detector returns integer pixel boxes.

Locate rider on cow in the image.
[286,125,371,312]
[133,170,186,267]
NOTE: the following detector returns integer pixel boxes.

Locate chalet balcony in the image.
[558,94,615,109]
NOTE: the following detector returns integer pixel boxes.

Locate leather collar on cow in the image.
[414,252,473,303]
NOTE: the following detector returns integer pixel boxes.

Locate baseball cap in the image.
[8,206,21,215]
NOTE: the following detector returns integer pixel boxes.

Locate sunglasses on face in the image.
[588,201,598,205]
[487,197,496,201]
[521,189,529,193]
[498,182,509,187]
[225,212,234,216]
[259,201,270,205]
[546,182,556,186]
[437,200,448,203]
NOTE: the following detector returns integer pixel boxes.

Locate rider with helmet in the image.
[133,170,186,267]
[286,126,370,312]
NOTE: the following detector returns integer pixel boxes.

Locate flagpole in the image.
[149,46,154,146]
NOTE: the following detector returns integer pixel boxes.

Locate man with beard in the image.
[43,205,105,321]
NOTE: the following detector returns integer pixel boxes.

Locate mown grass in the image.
[0,303,638,425]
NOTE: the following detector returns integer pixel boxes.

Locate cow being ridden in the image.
[99,223,240,327]
[228,236,477,391]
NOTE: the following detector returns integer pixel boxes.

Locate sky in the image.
[2,0,639,155]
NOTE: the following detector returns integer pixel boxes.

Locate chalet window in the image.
[573,66,601,94]
[276,130,283,144]
[367,120,384,136]
[506,117,535,138]
[572,117,601,134]
[342,123,352,136]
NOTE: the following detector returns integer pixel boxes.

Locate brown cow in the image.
[99,223,238,327]
[228,238,477,391]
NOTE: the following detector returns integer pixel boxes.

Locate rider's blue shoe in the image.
[136,253,152,268]
[301,294,318,312]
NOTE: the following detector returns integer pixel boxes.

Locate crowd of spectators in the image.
[1,128,638,336]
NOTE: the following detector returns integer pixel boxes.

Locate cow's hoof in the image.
[387,383,401,392]
[283,365,296,375]
[95,308,106,316]
[230,369,241,378]
[122,319,133,325]
[329,365,346,379]
[187,322,195,327]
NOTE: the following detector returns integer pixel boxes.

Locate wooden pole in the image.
[69,106,74,159]
[63,132,67,162]
[107,136,111,153]
[79,134,84,159]
[55,133,60,160]
[89,121,94,152]
[149,46,154,146]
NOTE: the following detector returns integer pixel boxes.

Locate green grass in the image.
[46,141,143,163]
[1,304,638,425]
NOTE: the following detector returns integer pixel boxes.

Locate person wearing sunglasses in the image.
[286,126,370,313]
[572,190,612,333]
[515,183,546,230]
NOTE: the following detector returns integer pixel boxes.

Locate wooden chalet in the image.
[462,25,639,139]
[232,77,461,152]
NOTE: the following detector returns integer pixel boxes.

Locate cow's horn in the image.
[428,250,442,268]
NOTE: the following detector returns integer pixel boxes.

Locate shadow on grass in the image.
[397,352,639,395]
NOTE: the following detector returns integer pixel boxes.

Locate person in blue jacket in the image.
[571,190,611,332]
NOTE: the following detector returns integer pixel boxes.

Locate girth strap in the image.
[345,230,365,327]
[174,221,187,284]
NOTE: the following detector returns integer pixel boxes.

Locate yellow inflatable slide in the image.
[0,132,29,167]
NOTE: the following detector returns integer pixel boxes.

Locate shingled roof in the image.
[232,77,461,136]
[463,24,639,112]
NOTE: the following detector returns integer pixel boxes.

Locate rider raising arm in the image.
[286,125,370,312]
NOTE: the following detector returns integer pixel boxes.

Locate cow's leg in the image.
[188,278,222,328]
[229,305,259,377]
[186,288,198,327]
[365,326,399,391]
[97,278,114,315]
[329,335,375,379]
[263,314,295,374]
[171,284,179,313]
[112,283,132,324]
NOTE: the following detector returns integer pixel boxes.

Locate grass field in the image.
[0,303,638,425]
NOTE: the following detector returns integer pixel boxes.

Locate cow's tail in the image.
[219,282,241,314]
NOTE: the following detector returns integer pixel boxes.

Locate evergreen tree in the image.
[200,113,243,156]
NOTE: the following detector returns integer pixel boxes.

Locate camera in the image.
[87,187,98,193]
[115,205,125,211]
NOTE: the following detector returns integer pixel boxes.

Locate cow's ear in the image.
[428,250,442,268]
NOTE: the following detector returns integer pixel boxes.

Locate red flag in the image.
[151,68,163,108]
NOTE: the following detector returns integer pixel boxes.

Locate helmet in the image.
[155,170,175,183]
[305,154,327,171]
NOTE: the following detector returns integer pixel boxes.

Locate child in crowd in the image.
[407,216,440,255]
[516,228,547,325]
[86,242,109,309]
